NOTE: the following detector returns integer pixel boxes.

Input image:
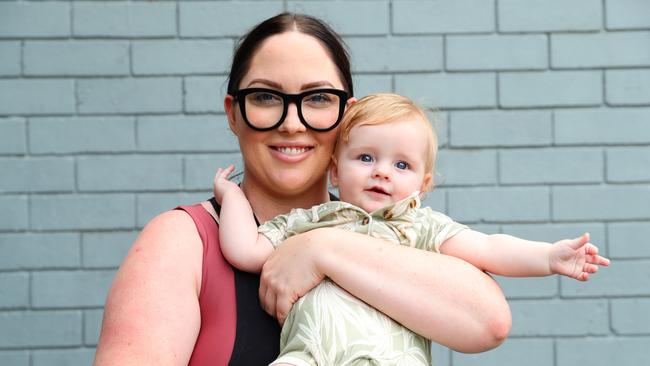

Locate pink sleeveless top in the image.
[177,204,237,366]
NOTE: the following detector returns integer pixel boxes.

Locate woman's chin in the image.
[271,173,322,194]
[277,164,326,182]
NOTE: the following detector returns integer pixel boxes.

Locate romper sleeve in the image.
[257,206,322,248]
[413,207,468,253]
[258,201,362,248]
[258,211,295,249]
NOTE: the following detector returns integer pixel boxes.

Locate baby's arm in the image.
[214,165,273,273]
[440,230,610,281]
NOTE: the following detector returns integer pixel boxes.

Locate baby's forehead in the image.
[335,113,434,153]
[346,126,428,149]
[351,119,431,140]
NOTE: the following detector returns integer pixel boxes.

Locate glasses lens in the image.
[243,91,284,129]
[301,91,342,130]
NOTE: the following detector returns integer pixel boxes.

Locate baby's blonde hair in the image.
[334,93,439,191]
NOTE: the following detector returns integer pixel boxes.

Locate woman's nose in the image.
[277,102,306,134]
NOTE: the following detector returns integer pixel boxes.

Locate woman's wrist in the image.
[303,227,338,277]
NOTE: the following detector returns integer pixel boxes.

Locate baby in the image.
[214,93,610,366]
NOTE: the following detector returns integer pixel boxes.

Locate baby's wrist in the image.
[546,245,556,275]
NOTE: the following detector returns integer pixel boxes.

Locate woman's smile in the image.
[268,140,316,162]
[273,146,313,155]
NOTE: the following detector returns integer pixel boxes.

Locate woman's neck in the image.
[240,178,331,223]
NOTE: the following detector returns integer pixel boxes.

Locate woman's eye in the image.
[304,93,334,107]
[359,154,373,163]
[251,92,281,105]
[310,94,331,103]
[395,161,409,170]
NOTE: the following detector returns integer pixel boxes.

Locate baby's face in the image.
[331,118,431,212]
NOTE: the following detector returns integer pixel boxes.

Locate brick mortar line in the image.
[494,0,500,33]
[68,0,73,40]
[388,0,394,36]
[0,151,242,157]
[602,0,608,30]
[3,67,650,78]
[0,345,97,352]
[608,298,616,335]
[175,1,181,39]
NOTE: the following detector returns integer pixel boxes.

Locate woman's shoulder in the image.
[94,207,208,365]
[130,206,210,290]
[143,208,206,244]
[146,201,217,237]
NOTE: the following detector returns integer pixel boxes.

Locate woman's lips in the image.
[269,145,314,162]
[273,146,312,155]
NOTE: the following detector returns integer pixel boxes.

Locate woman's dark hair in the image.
[226,13,353,97]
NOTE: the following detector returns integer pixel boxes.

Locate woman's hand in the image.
[258,230,325,325]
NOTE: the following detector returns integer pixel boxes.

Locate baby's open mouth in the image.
[367,186,388,195]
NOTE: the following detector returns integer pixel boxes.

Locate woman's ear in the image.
[346,97,357,109]
[329,157,339,187]
[224,95,238,135]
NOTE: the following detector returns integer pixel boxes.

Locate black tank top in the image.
[209,197,281,365]
[209,192,338,365]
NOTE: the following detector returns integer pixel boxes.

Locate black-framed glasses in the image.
[234,88,349,132]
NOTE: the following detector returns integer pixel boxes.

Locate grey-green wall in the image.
[1,0,649,365]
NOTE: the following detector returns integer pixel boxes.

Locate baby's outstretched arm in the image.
[214,165,273,273]
[440,230,610,280]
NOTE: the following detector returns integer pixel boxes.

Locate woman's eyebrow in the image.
[246,78,282,89]
[302,81,335,90]
[245,79,336,91]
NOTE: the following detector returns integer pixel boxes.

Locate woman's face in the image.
[226,31,350,198]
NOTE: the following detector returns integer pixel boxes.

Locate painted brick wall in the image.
[1,1,649,365]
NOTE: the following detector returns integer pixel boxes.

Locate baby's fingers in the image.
[585,243,599,255]
[591,254,611,267]
[215,165,235,181]
[223,164,235,176]
[567,233,590,250]
[213,168,223,183]
[584,263,599,274]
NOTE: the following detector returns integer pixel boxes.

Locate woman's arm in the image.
[259,228,511,353]
[93,210,203,366]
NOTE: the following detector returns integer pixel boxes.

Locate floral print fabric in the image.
[261,193,467,366]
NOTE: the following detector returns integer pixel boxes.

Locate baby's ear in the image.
[420,173,433,192]
[329,157,339,187]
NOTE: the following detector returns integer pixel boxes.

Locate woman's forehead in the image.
[240,32,344,91]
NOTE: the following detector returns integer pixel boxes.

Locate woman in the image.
[93,13,511,366]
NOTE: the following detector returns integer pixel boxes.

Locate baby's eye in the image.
[395,161,409,170]
[359,154,373,163]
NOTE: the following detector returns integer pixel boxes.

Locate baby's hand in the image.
[213,165,241,204]
[549,233,611,281]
